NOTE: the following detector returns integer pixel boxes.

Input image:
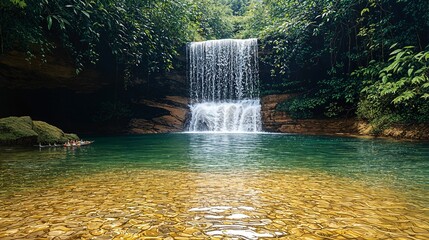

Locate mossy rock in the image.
[0,116,80,146]
[0,116,38,145]
[33,121,79,144]
[64,133,80,141]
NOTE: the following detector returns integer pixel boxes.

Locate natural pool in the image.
[0,133,428,239]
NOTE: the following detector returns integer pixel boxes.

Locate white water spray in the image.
[187,39,261,132]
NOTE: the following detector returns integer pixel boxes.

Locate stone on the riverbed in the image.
[0,116,79,146]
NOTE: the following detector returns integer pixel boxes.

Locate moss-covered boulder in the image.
[0,116,38,145]
[33,121,79,144]
[0,116,79,146]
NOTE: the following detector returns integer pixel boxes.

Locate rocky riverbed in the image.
[0,169,427,239]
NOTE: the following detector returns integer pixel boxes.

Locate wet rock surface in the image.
[0,169,427,239]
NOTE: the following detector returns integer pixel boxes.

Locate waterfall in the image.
[187,39,261,132]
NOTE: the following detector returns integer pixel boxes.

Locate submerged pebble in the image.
[0,169,428,239]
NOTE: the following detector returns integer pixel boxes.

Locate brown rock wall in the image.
[261,94,294,132]
[277,119,359,135]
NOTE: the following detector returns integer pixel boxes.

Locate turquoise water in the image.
[1,133,429,239]
[1,133,428,195]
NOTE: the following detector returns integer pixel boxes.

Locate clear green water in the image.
[0,133,429,197]
[1,133,429,239]
[1,133,428,196]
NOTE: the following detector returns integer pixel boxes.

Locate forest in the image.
[1,0,428,132]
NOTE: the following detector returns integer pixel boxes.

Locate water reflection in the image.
[187,133,266,172]
[184,133,429,192]
[186,134,268,239]
[1,133,428,195]
[0,145,96,192]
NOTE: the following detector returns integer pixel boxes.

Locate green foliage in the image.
[191,0,234,40]
[238,0,429,125]
[9,0,26,8]
[277,95,327,119]
[238,0,367,118]
[219,0,251,16]
[236,0,269,38]
[0,0,235,87]
[378,46,429,105]
[357,45,429,131]
[2,0,428,129]
[277,73,361,119]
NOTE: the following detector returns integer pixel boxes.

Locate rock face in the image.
[261,94,294,132]
[261,94,429,140]
[0,116,79,146]
[128,96,189,134]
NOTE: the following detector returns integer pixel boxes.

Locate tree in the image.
[189,0,234,40]
[237,0,429,125]
[0,0,235,87]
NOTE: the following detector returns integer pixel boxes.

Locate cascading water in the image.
[187,39,261,132]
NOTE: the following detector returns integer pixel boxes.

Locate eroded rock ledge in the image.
[262,94,429,140]
[128,96,189,134]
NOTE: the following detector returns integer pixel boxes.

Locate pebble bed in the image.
[0,169,428,239]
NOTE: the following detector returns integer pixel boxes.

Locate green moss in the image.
[64,133,79,141]
[33,121,80,144]
[0,116,80,145]
[0,116,38,145]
